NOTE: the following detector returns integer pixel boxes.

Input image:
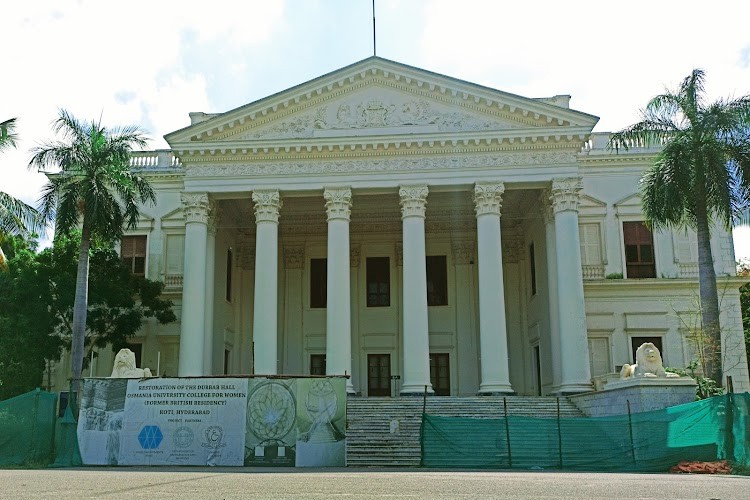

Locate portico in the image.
[79,56,747,398]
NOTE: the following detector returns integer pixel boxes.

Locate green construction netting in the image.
[0,389,58,466]
[421,393,750,472]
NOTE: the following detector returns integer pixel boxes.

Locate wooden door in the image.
[429,353,450,396]
[367,354,391,396]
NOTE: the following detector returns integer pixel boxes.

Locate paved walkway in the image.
[1,468,748,499]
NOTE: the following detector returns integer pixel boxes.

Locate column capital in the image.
[181,192,210,224]
[473,182,505,216]
[550,178,582,214]
[252,189,282,223]
[399,185,428,219]
[324,187,352,222]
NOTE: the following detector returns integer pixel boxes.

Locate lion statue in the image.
[110,348,153,378]
[620,342,680,379]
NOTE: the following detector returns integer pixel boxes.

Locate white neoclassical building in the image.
[51,57,750,395]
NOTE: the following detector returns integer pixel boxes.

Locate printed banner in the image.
[77,376,346,467]
[118,378,249,465]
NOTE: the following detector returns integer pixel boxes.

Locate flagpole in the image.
[372,0,376,56]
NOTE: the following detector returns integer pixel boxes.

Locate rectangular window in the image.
[165,234,185,286]
[226,248,233,302]
[310,354,326,376]
[623,221,656,278]
[579,223,602,265]
[310,258,327,308]
[121,235,147,277]
[529,243,537,295]
[366,257,390,307]
[426,255,448,306]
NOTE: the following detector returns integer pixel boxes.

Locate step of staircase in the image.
[346,396,583,467]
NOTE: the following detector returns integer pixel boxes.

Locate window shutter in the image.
[166,234,185,275]
[579,223,601,265]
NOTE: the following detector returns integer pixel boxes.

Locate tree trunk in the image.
[695,197,722,386]
[70,222,91,395]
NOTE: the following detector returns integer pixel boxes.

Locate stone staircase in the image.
[345,396,584,467]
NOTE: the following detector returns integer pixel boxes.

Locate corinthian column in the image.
[324,187,354,393]
[474,182,513,394]
[179,192,210,376]
[550,178,592,393]
[399,185,433,395]
[252,189,281,375]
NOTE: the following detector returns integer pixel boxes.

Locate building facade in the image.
[51,57,750,395]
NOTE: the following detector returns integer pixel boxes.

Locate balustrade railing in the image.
[581,132,663,154]
[582,264,605,279]
[129,150,182,169]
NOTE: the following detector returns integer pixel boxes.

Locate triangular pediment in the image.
[165,57,598,147]
[578,194,608,216]
[614,193,643,216]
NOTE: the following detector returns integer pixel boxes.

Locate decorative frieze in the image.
[181,192,210,224]
[283,245,305,269]
[252,190,282,223]
[550,178,582,214]
[324,187,352,222]
[451,241,474,265]
[350,244,361,268]
[399,185,428,219]
[184,151,578,178]
[473,182,505,216]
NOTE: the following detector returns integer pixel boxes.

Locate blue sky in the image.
[3,0,750,255]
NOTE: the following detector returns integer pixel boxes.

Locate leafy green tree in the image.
[0,234,175,399]
[29,110,155,391]
[0,117,43,271]
[609,70,750,385]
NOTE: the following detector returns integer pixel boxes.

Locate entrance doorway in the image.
[367,354,391,396]
[429,353,450,396]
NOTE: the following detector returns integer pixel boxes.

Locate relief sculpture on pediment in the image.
[242,97,515,140]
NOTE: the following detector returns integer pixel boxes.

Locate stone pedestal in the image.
[569,377,698,417]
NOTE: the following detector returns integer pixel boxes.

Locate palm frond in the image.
[0,191,44,237]
[0,117,18,153]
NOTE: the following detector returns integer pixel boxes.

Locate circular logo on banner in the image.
[203,425,226,449]
[173,426,194,448]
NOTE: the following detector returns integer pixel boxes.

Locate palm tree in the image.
[30,109,155,392]
[609,70,750,385]
[1,117,43,271]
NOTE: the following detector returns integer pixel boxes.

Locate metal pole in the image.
[557,397,563,469]
[503,397,512,468]
[422,385,427,414]
[725,377,735,463]
[627,399,636,466]
[372,0,377,56]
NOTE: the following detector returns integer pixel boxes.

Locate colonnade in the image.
[177,179,592,395]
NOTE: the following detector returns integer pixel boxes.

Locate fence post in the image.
[422,385,427,415]
[725,377,735,463]
[503,397,512,468]
[557,397,563,469]
[627,399,636,466]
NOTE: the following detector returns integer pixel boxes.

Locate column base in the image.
[400,383,434,395]
[554,383,593,395]
[478,383,514,394]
